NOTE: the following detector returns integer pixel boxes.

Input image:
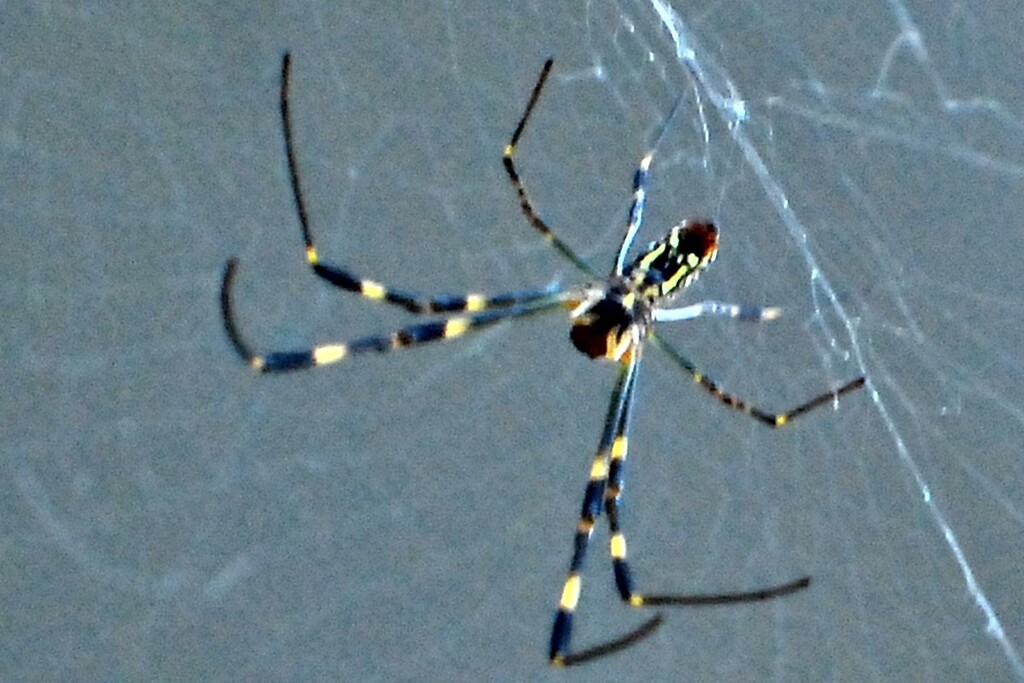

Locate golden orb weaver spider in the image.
[220,53,865,667]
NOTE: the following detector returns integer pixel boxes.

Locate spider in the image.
[220,53,865,666]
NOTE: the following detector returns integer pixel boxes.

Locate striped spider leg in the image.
[221,53,577,373]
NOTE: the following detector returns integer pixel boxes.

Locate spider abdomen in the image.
[627,220,719,300]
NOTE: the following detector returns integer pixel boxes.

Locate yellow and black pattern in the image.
[650,334,867,428]
[221,257,572,373]
[550,350,664,666]
[220,54,866,667]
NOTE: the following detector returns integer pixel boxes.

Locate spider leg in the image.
[653,300,781,323]
[503,59,597,278]
[606,386,810,605]
[551,341,810,667]
[649,332,865,427]
[613,150,654,277]
[276,52,545,316]
[220,259,572,372]
[613,93,687,276]
[550,349,663,667]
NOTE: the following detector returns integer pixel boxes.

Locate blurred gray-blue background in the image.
[4,3,1023,681]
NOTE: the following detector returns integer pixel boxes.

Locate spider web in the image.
[4,2,1023,681]
[616,2,1024,679]
[645,0,1023,677]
